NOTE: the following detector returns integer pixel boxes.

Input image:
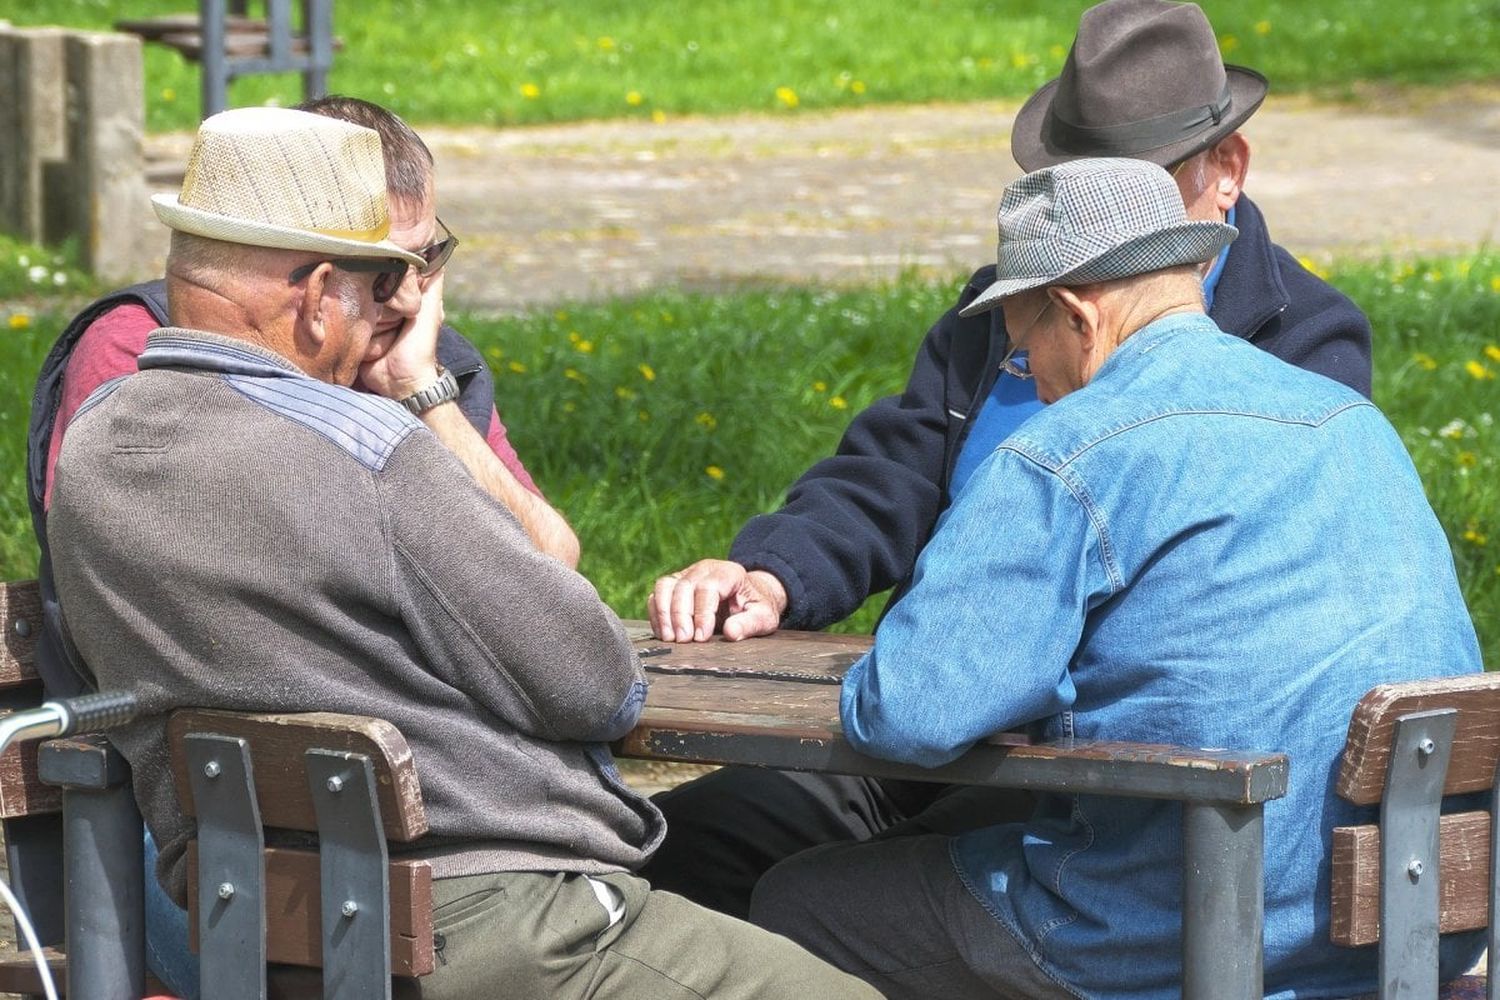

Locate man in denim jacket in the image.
[748,157,1483,1000]
[644,0,1377,918]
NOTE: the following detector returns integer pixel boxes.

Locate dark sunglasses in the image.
[416,217,459,276]
[288,257,411,304]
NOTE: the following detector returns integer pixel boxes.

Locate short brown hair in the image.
[294,95,433,205]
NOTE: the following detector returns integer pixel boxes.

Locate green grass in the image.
[2,242,1496,665]
[6,0,1499,131]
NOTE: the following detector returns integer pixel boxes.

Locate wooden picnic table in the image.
[614,621,1288,1000]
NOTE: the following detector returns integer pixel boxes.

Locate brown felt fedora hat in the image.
[1011,0,1267,171]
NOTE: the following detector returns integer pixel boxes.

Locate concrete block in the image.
[0,27,68,242]
[61,31,146,283]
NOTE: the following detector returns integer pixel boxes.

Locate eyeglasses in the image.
[999,298,1053,380]
[416,217,458,277]
[288,257,411,304]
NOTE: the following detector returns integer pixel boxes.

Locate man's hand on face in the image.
[648,560,788,643]
[360,272,445,401]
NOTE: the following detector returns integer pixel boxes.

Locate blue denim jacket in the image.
[840,313,1483,999]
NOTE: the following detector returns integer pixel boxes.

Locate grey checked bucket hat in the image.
[958,157,1237,318]
[1011,0,1268,171]
[152,107,424,266]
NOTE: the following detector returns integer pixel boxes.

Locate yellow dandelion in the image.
[7,313,30,330]
[598,36,616,50]
[775,86,799,109]
[651,109,667,124]
[508,360,528,374]
[638,410,651,422]
[485,346,504,361]
[575,339,595,354]
[1220,34,1239,54]
[705,465,725,481]
[1485,345,1500,363]
[1413,352,1439,371]
[1297,255,1328,280]
[850,80,866,95]
[1462,527,1488,546]
[1254,20,1272,35]
[1457,451,1479,468]
[1490,275,1500,293]
[161,87,177,102]
[830,395,848,410]
[626,90,644,106]
[813,380,827,392]
[615,386,637,401]
[638,363,656,381]
[1424,269,1443,283]
[563,401,577,414]
[695,411,718,431]
[564,367,585,382]
[520,82,541,99]
[1010,52,1032,69]
[1464,360,1495,380]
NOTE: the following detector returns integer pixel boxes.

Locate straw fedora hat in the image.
[151,107,424,266]
[1011,0,1268,171]
[959,158,1237,317]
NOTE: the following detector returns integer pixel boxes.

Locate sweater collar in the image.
[139,328,312,380]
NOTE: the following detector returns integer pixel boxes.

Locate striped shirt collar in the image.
[139,328,312,380]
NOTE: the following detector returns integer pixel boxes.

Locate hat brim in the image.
[151,194,426,266]
[958,219,1236,318]
[1010,65,1268,172]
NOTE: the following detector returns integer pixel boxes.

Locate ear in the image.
[1210,132,1251,213]
[1050,286,1099,352]
[295,262,335,349]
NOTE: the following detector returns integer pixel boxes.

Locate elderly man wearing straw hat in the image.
[644,0,1374,922]
[45,107,882,1000]
[744,157,1483,1000]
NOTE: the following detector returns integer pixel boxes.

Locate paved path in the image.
[141,87,1500,312]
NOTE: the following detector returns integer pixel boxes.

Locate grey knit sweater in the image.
[48,329,663,904]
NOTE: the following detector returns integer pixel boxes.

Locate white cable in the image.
[0,875,58,1000]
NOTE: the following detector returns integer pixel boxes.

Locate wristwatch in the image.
[398,366,460,415]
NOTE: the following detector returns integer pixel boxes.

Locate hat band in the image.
[310,221,392,243]
[1048,81,1232,156]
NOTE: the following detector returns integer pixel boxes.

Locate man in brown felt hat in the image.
[46,106,882,1000]
[642,0,1377,923]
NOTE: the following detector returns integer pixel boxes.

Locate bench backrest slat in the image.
[185,843,435,977]
[0,580,42,689]
[1336,674,1500,806]
[168,709,428,842]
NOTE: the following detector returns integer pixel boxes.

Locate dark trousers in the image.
[639,767,1033,919]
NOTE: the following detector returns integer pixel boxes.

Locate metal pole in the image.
[49,745,147,1000]
[199,0,228,117]
[1181,800,1264,1000]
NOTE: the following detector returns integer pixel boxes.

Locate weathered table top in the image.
[615,621,1288,806]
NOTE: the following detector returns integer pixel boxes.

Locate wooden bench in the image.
[168,709,437,999]
[1331,674,1500,999]
[114,0,336,118]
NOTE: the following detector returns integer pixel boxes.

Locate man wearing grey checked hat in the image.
[745,157,1482,1000]
[645,0,1375,924]
[46,107,881,1000]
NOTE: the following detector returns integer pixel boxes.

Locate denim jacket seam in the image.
[1053,465,1124,593]
[1033,795,1093,941]
[1052,401,1376,468]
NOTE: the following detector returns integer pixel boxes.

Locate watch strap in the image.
[398,367,460,415]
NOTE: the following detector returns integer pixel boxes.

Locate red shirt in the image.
[44,304,541,507]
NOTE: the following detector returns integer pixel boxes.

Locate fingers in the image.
[721,603,780,642]
[647,560,746,642]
